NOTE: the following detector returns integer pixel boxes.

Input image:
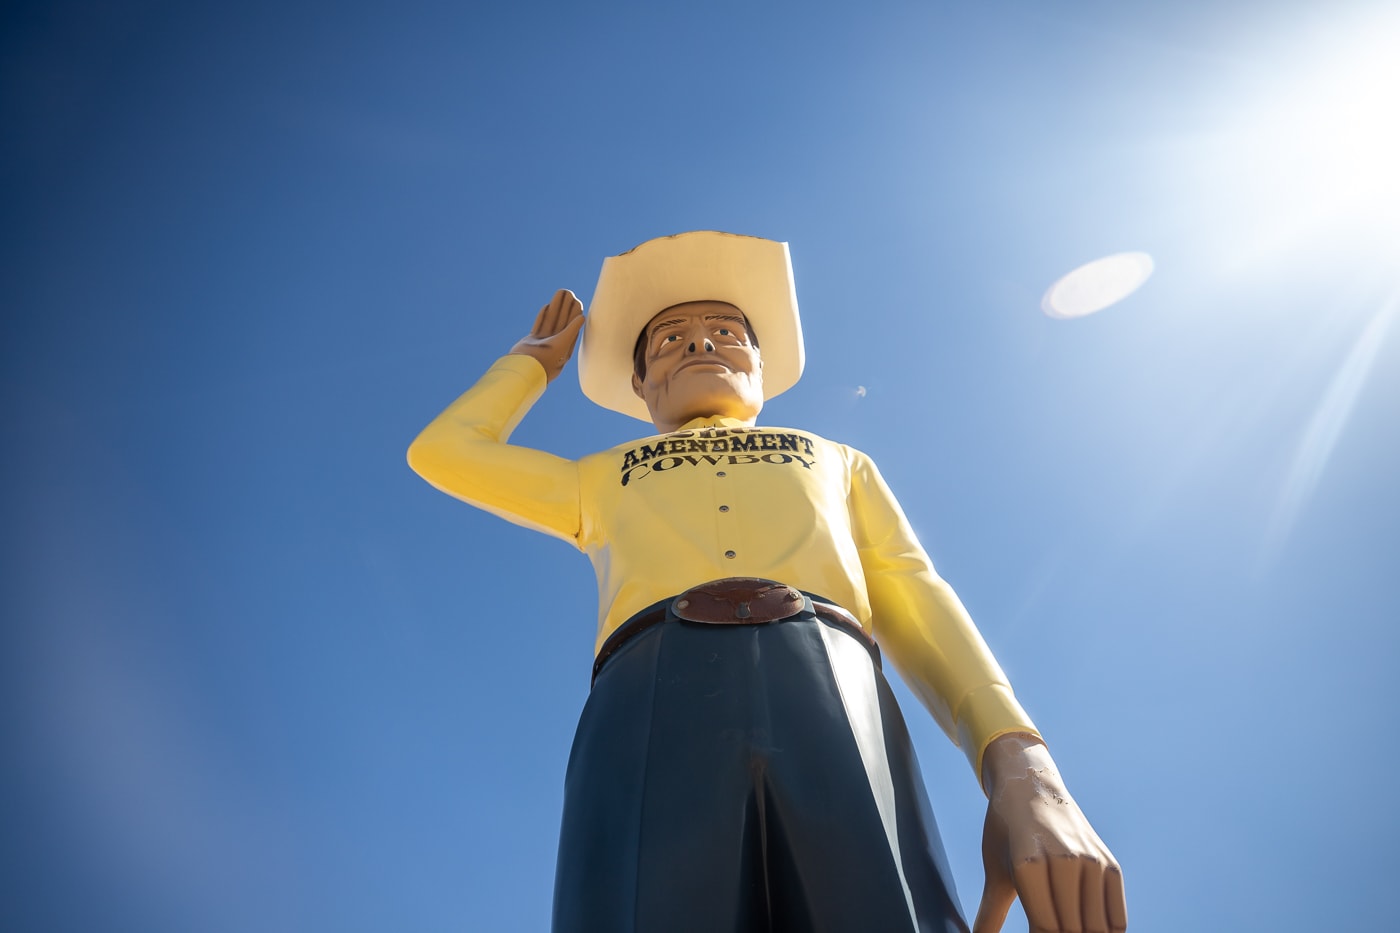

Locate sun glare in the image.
[1274,50,1398,207]
[1234,12,1400,234]
[1260,290,1399,568]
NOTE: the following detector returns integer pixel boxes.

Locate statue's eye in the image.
[717,328,732,336]
[662,333,680,343]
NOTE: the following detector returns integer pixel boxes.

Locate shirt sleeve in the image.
[847,449,1039,783]
[406,354,582,545]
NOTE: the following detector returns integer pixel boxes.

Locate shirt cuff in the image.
[954,682,1041,785]
[495,352,550,387]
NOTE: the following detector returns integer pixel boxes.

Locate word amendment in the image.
[618,427,818,486]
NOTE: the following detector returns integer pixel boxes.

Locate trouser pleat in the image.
[552,616,967,933]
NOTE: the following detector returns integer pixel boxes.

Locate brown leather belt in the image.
[592,577,878,685]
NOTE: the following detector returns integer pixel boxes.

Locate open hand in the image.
[510,289,585,383]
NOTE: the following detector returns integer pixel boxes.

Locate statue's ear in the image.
[631,372,644,398]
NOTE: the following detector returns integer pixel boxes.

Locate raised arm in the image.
[406,290,586,543]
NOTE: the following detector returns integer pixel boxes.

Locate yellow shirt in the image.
[408,354,1039,777]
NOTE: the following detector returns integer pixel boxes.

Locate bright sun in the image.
[1234,10,1400,234]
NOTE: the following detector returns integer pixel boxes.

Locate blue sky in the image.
[5,1,1398,930]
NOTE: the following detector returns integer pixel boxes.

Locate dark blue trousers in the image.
[552,608,968,933]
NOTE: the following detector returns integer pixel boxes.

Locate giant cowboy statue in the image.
[408,231,1127,933]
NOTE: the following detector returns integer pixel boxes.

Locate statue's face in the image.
[631,301,764,432]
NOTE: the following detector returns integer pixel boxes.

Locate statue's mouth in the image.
[676,358,731,373]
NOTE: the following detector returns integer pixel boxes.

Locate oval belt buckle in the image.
[671,577,809,625]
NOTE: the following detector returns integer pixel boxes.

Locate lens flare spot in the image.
[1042,252,1155,320]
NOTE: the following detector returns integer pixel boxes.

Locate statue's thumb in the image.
[561,313,585,346]
[971,875,1013,933]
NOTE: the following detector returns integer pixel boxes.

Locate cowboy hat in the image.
[579,230,804,422]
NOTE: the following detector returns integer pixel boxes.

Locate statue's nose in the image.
[686,338,716,353]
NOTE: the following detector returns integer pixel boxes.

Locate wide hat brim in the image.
[579,230,804,422]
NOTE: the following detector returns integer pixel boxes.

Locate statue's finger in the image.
[1012,857,1058,932]
[546,289,574,332]
[1079,859,1108,933]
[562,290,583,321]
[531,300,554,338]
[1046,854,1082,932]
[1105,863,1127,933]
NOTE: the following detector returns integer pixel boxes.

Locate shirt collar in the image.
[676,415,755,432]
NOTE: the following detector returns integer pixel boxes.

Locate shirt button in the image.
[724,550,736,559]
[718,505,729,512]
[716,471,727,477]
